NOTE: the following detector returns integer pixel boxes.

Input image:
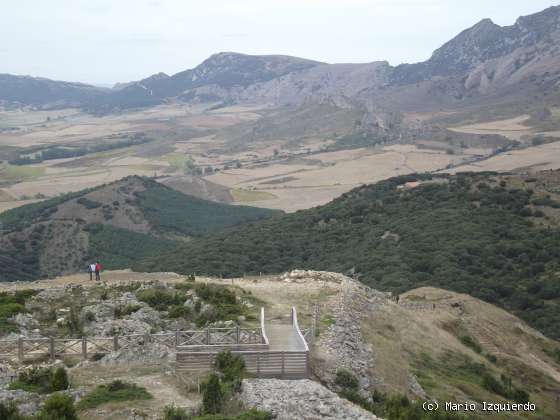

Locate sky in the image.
[1,0,558,86]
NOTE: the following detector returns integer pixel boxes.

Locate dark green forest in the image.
[0,177,278,282]
[134,178,280,236]
[134,173,560,339]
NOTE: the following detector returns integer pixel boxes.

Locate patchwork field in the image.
[449,115,534,141]
[448,141,560,174]
[207,145,467,211]
[5,104,560,213]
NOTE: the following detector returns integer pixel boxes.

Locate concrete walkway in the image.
[266,323,306,351]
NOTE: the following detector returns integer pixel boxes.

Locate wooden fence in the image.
[0,324,265,363]
[176,350,309,379]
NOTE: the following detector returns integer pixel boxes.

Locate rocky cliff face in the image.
[392,6,560,84]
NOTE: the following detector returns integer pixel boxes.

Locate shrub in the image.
[459,335,482,353]
[0,402,25,420]
[214,350,246,383]
[114,304,142,318]
[10,367,55,393]
[163,404,191,420]
[193,410,272,420]
[136,288,185,310]
[76,197,101,209]
[168,305,192,319]
[202,373,223,414]
[51,367,69,391]
[37,394,78,420]
[77,380,152,410]
[84,311,96,322]
[335,368,359,390]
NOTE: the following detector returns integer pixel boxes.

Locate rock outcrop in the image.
[298,271,390,396]
[240,378,380,419]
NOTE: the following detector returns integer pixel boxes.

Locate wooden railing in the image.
[0,322,267,362]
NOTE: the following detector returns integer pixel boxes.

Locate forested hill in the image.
[135,171,560,339]
[0,176,278,282]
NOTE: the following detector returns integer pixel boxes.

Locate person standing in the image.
[88,263,95,281]
[95,261,102,281]
[88,263,96,281]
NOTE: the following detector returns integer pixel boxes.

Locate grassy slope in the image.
[0,176,279,281]
[134,172,560,340]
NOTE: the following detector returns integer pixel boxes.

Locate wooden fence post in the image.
[256,353,261,377]
[17,337,23,362]
[82,337,87,360]
[49,337,55,362]
[306,351,310,378]
[281,352,285,378]
[206,328,211,345]
[236,326,240,344]
[175,330,179,347]
[113,335,119,351]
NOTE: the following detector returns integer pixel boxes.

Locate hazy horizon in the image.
[2,0,558,86]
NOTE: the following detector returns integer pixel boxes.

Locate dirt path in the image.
[0,269,188,292]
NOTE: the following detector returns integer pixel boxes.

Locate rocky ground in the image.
[240,378,380,419]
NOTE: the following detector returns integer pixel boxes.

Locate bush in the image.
[214,350,246,384]
[335,368,359,390]
[163,404,191,420]
[9,366,63,394]
[37,394,78,420]
[168,305,192,319]
[77,380,152,410]
[136,288,186,310]
[51,367,69,391]
[0,402,26,420]
[193,410,272,420]
[114,304,142,318]
[202,373,223,415]
[481,373,530,403]
[459,335,482,353]
[76,197,101,209]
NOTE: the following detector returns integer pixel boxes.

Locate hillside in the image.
[135,170,560,341]
[0,176,278,281]
[0,74,106,108]
[0,270,558,419]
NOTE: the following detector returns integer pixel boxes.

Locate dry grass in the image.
[70,363,199,420]
[447,141,560,174]
[230,188,276,202]
[450,115,533,140]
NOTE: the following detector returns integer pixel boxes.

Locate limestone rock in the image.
[240,378,380,419]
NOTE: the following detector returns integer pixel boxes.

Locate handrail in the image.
[260,307,269,345]
[291,307,309,351]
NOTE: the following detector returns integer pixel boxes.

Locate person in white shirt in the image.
[88,263,96,281]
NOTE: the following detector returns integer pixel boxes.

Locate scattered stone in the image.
[240,378,380,419]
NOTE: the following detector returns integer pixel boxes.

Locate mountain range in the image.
[2,5,559,124]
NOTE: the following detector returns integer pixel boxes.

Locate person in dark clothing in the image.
[95,262,102,281]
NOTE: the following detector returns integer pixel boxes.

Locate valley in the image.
[2,4,560,419]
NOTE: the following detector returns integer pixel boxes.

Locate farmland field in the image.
[3,104,560,213]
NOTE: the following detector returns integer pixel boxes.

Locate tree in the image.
[202,373,223,414]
